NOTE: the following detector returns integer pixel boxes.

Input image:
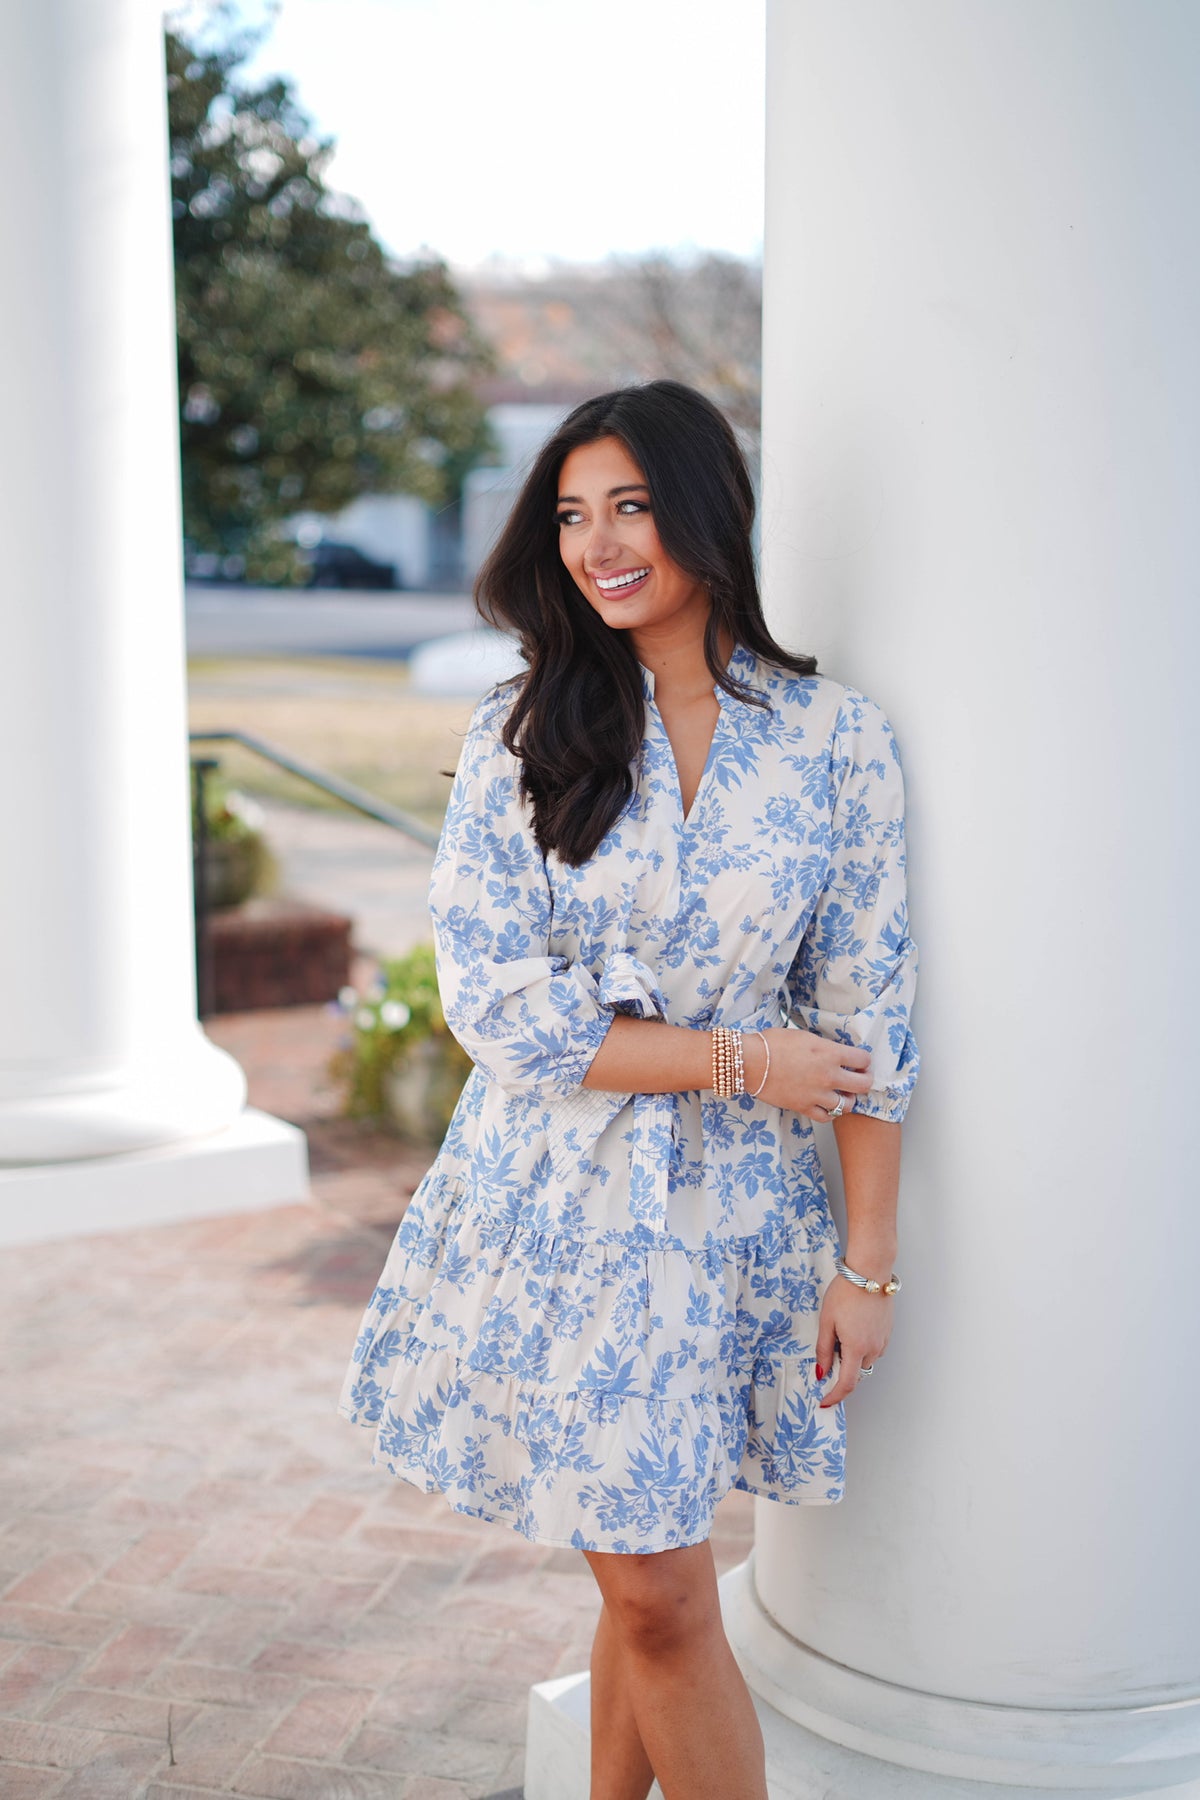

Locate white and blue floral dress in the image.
[338,643,919,1553]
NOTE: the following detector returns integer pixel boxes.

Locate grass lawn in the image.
[187,655,479,828]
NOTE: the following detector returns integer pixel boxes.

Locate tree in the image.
[582,252,762,436]
[459,251,762,436]
[166,25,494,579]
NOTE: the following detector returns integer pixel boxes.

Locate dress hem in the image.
[337,1401,843,1554]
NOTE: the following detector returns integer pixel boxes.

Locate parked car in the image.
[300,541,399,590]
[184,544,247,584]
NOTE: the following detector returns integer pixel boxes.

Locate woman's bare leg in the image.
[588,1601,656,1800]
[583,1540,767,1800]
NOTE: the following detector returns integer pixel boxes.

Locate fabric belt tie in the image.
[542,951,787,1233]
[542,948,679,1228]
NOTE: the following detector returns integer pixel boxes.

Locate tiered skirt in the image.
[338,1165,847,1554]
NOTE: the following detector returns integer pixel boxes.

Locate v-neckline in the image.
[637,643,752,827]
[678,709,723,827]
[648,686,728,828]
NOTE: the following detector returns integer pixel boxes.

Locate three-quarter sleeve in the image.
[786,688,920,1122]
[429,686,657,1105]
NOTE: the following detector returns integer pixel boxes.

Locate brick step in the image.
[203,896,354,1014]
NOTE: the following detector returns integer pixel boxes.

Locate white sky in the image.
[176,0,765,269]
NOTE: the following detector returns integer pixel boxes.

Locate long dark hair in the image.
[474,379,817,865]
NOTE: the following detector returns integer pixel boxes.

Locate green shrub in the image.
[328,943,472,1130]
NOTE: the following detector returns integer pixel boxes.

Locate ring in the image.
[827,1094,847,1120]
[860,1364,875,1376]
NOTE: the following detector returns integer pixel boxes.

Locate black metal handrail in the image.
[189,726,441,1017]
[189,728,441,848]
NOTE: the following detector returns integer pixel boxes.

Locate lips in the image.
[592,566,651,597]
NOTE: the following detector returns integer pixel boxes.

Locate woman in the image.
[339,379,919,1800]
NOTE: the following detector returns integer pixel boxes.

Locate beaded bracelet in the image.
[711,1026,771,1099]
[711,1026,742,1097]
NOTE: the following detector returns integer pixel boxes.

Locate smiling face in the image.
[556,436,710,649]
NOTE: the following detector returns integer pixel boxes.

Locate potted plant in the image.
[328,942,473,1145]
[193,778,274,909]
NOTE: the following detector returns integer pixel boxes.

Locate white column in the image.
[721,2,1200,1793]
[0,1,307,1237]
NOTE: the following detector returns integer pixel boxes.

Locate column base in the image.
[526,1665,1200,1800]
[0,1106,309,1246]
[722,1556,1200,1794]
[523,1562,1200,1800]
[0,1031,250,1165]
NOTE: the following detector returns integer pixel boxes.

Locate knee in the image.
[603,1574,720,1660]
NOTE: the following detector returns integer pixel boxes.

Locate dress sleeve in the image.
[785,688,920,1122]
[428,686,662,1105]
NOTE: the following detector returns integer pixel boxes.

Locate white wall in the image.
[328,492,432,588]
[461,402,572,583]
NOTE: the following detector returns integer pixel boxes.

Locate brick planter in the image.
[204,896,354,1014]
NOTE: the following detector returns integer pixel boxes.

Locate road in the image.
[185,585,478,658]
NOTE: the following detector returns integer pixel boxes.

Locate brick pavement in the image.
[0,971,755,1798]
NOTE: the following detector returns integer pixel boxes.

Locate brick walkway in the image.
[0,966,755,1799]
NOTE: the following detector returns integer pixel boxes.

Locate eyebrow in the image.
[556,483,649,504]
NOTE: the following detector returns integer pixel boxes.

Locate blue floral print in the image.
[338,643,919,1553]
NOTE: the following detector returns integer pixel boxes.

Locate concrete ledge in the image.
[0,1106,310,1246]
[526,1672,629,1800]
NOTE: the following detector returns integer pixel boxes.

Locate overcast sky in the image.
[174,0,765,269]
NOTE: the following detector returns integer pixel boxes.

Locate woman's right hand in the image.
[752,1027,873,1120]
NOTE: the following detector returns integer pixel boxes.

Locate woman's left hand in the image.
[815,1279,894,1407]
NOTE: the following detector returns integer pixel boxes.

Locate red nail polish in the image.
[815,1365,824,1380]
